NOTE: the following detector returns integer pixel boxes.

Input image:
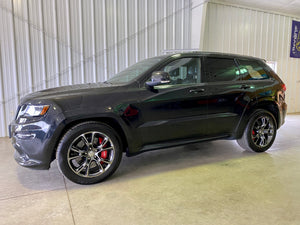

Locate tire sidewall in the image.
[246,110,277,152]
[57,122,122,184]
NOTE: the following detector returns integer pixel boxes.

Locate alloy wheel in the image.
[67,131,115,178]
[251,115,275,148]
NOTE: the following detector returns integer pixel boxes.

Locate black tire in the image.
[237,109,277,152]
[56,122,122,184]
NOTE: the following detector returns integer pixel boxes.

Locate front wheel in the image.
[56,122,123,184]
[237,110,277,152]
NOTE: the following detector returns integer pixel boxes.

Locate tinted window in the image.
[238,59,270,80]
[203,57,239,82]
[161,58,201,85]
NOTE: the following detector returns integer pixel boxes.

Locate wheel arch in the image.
[51,117,129,161]
[236,100,279,139]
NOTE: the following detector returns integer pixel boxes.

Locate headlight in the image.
[17,105,50,118]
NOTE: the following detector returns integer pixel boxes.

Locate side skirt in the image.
[126,135,230,157]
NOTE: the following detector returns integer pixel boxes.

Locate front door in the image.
[133,57,210,147]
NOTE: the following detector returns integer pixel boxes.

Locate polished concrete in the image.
[0,114,300,225]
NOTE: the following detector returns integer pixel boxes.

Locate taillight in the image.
[281,83,286,92]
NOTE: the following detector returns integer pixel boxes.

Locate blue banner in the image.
[290,20,300,58]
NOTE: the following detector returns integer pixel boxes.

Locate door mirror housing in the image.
[145,71,170,87]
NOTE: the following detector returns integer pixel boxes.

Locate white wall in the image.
[190,0,207,49]
[203,2,300,113]
[0,0,191,137]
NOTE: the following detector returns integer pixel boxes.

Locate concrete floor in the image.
[0,115,300,225]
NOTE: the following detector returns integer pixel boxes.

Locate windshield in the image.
[106,56,165,84]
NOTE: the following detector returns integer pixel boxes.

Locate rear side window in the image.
[203,57,239,82]
[238,59,270,80]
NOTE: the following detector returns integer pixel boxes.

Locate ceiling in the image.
[216,0,300,17]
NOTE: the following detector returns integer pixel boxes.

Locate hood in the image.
[21,82,119,103]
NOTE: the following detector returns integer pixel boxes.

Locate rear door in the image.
[202,56,255,137]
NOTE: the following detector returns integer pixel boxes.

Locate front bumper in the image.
[10,120,53,169]
[9,107,65,170]
[14,148,47,169]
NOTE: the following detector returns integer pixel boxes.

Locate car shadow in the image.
[111,140,257,182]
[16,139,263,190]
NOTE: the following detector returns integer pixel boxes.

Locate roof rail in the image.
[162,49,200,54]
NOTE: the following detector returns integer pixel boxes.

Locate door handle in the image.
[189,88,205,94]
[240,84,250,89]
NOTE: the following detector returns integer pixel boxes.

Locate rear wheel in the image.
[57,122,122,184]
[237,110,277,152]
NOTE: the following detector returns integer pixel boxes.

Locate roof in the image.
[161,51,264,61]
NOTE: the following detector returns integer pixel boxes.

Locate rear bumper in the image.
[278,102,287,128]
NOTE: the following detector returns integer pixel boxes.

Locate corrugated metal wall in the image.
[0,0,191,137]
[203,2,300,113]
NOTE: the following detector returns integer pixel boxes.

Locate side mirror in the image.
[145,71,171,87]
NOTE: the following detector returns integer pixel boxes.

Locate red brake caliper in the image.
[99,137,108,163]
[252,130,255,139]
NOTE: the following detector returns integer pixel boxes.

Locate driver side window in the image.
[162,58,201,85]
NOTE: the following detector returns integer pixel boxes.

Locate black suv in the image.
[9,52,287,184]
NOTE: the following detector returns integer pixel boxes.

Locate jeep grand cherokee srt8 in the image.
[9,52,287,184]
